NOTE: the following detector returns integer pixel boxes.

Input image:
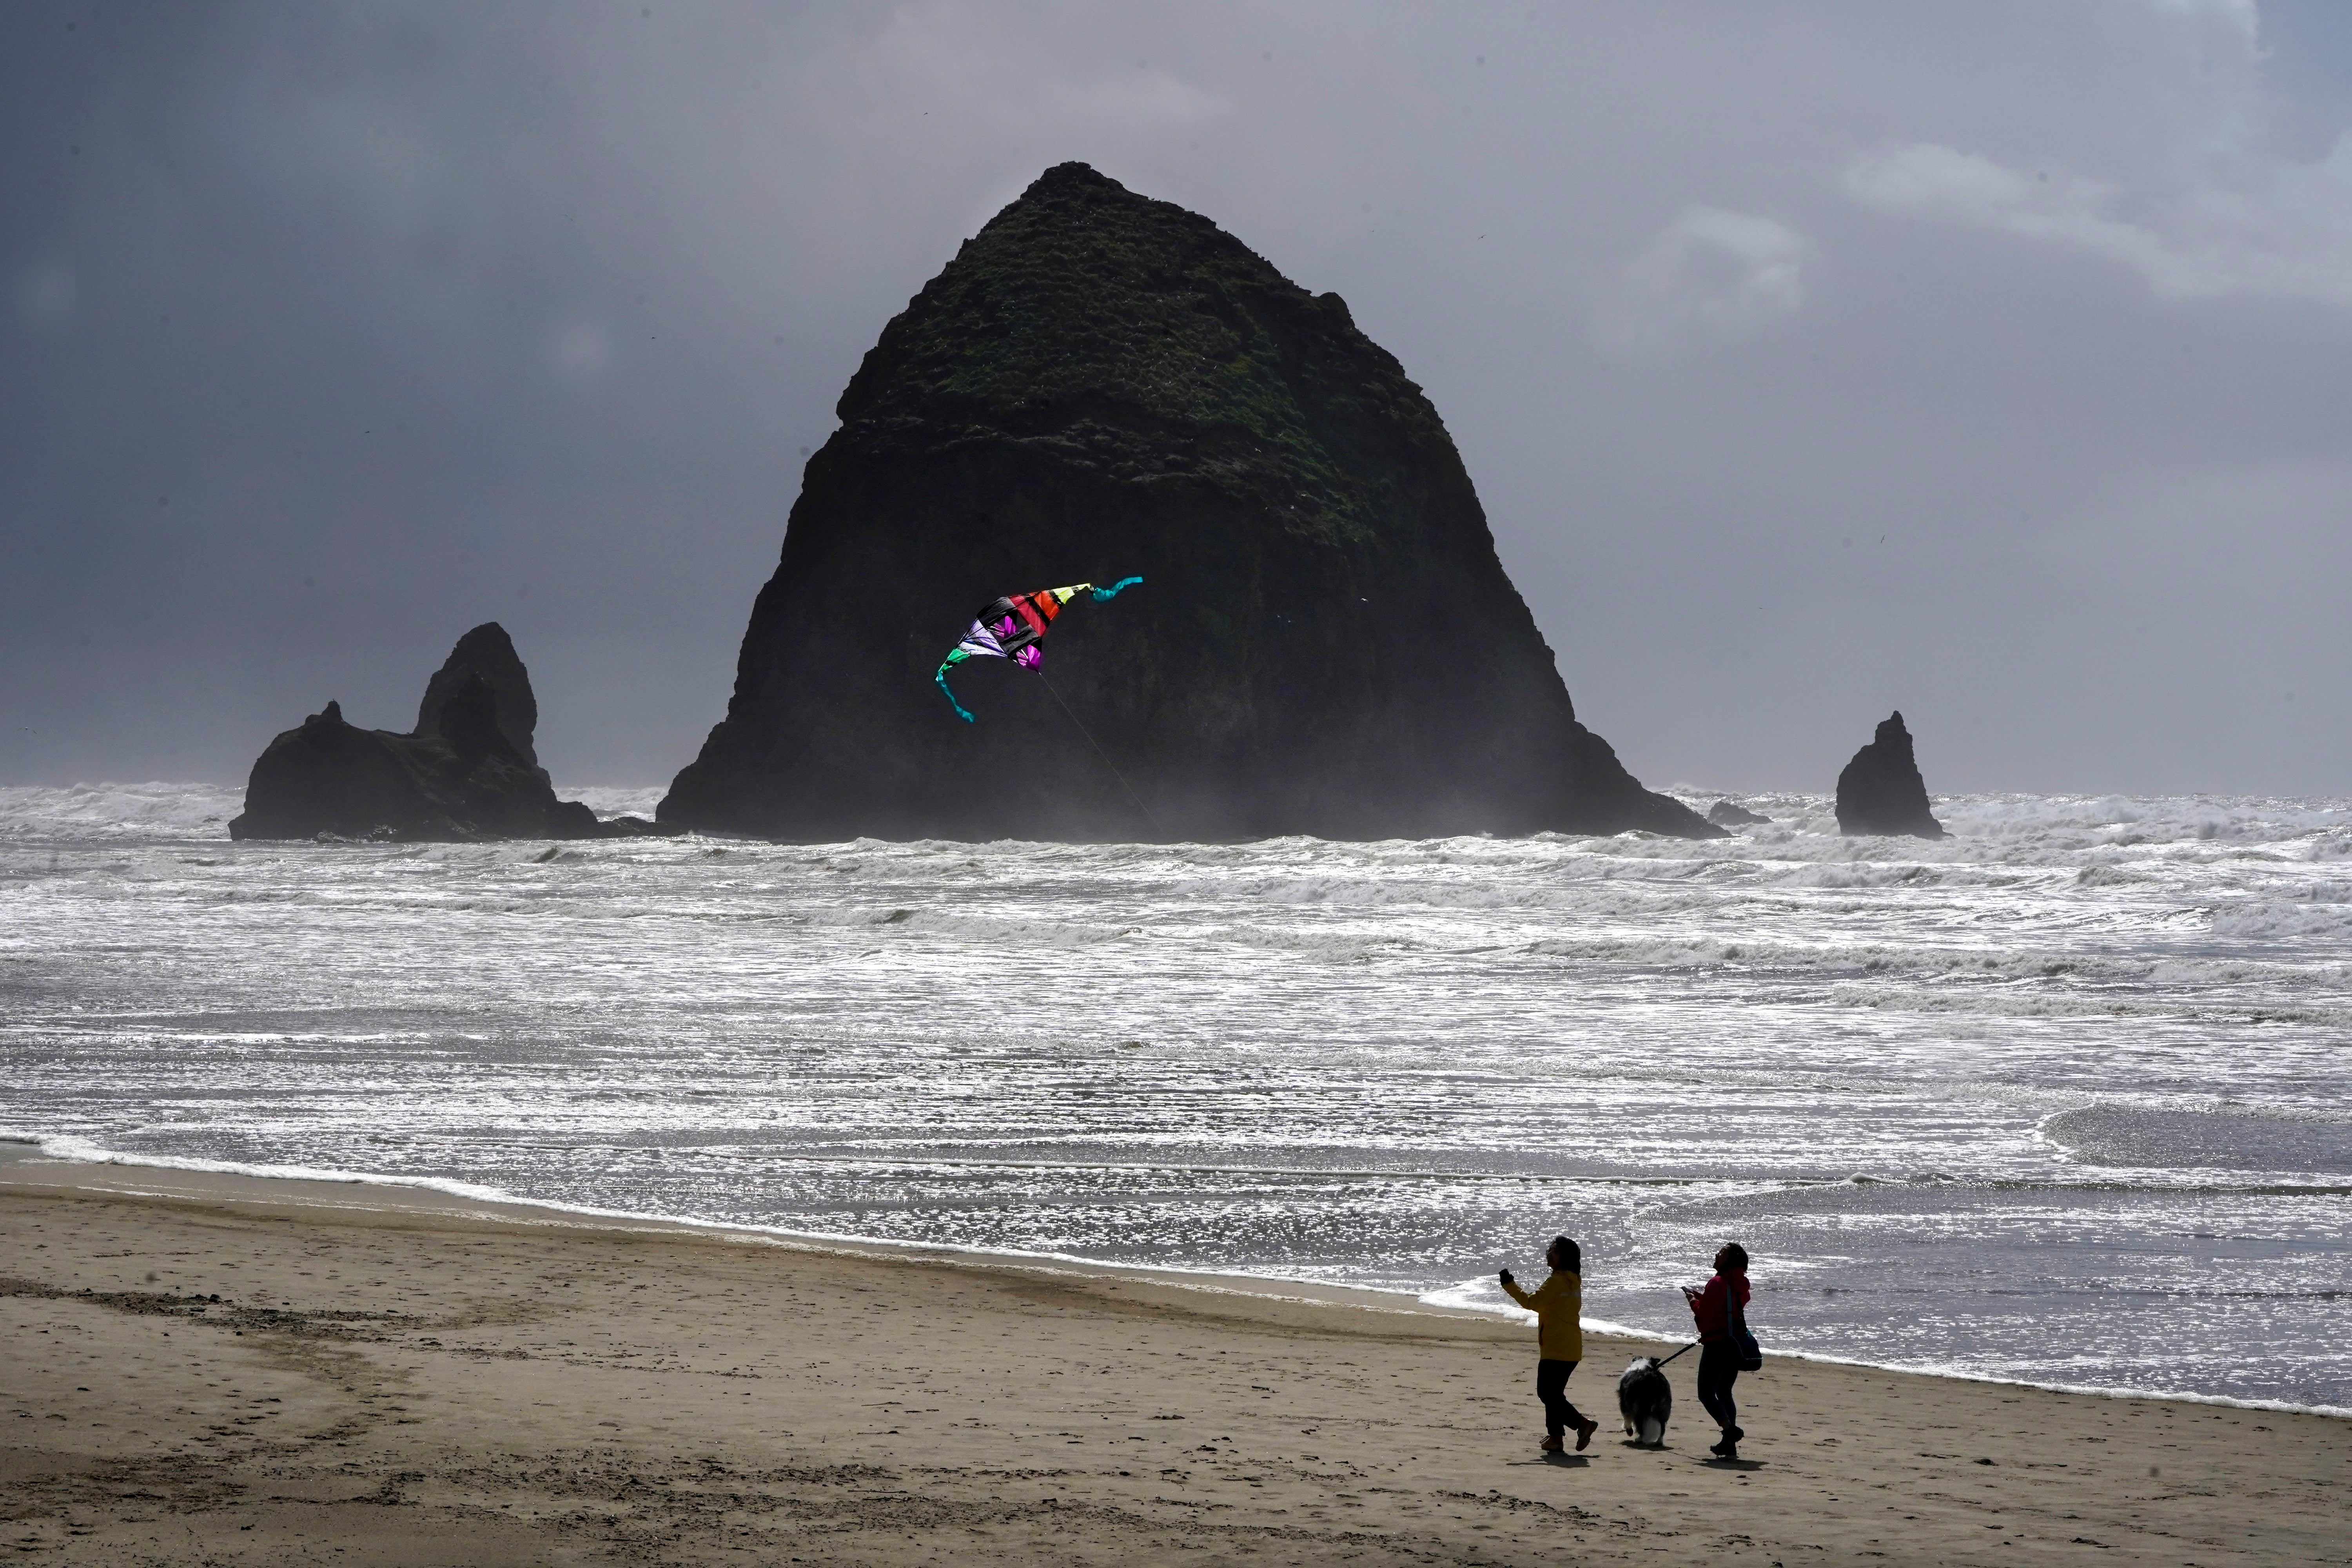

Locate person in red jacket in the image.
[1500,1235,1600,1454]
[1682,1242,1752,1459]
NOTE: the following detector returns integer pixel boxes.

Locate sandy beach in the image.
[2,1156,2343,1567]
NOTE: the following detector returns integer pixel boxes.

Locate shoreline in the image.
[0,1141,1510,1323]
[4,1153,2344,1566]
[9,1138,2345,1423]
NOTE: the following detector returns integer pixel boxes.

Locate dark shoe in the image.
[1709,1435,1733,1457]
[1539,1435,1564,1454]
[1575,1418,1599,1452]
[1727,1425,1744,1443]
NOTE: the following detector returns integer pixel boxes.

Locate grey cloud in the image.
[1845,136,2352,309]
[1598,206,1811,346]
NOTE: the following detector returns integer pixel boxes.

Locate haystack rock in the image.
[1835,711,1946,839]
[659,163,1717,842]
[229,623,648,842]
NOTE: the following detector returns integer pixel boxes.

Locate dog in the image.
[1617,1356,1673,1448]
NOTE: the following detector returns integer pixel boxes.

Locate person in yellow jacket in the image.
[1500,1235,1600,1453]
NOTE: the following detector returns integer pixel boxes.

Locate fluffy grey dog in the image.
[1617,1356,1673,1447]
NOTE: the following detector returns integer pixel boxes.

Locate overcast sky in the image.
[7,0,2349,797]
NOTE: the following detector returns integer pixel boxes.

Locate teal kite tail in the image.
[1091,576,1143,602]
[935,667,976,723]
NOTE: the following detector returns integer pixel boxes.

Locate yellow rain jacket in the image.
[1502,1268,1584,1362]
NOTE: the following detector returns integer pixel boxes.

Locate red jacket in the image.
[1690,1273,1750,1344]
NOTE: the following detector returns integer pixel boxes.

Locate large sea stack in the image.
[1835,711,1946,839]
[229,623,633,842]
[660,163,1716,842]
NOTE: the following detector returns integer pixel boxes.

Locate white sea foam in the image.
[0,780,670,844]
[1,784,2347,1412]
[0,780,243,840]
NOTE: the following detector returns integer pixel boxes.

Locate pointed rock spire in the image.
[1835,711,1946,838]
[416,622,539,770]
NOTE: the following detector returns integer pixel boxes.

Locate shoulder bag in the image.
[1730,1281,1763,1372]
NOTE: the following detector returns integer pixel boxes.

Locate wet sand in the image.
[2,1156,2343,1566]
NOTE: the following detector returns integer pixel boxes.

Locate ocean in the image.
[3,781,2347,1414]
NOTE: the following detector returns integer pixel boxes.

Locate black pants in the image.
[1535,1358,1586,1437]
[1696,1343,1740,1432]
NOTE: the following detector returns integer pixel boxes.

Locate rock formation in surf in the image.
[1706,800,1771,828]
[660,162,1717,842]
[229,623,653,842]
[416,622,546,783]
[1834,711,1945,839]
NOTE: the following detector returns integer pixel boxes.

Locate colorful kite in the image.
[934,577,1143,722]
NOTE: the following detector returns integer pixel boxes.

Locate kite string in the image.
[1037,670,1166,841]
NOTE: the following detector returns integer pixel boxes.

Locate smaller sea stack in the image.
[229,624,650,842]
[1706,800,1771,828]
[416,622,546,782]
[1835,711,1945,839]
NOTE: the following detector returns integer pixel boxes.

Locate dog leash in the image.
[1655,1341,1699,1367]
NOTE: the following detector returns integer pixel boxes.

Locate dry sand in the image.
[1,1155,2343,1567]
